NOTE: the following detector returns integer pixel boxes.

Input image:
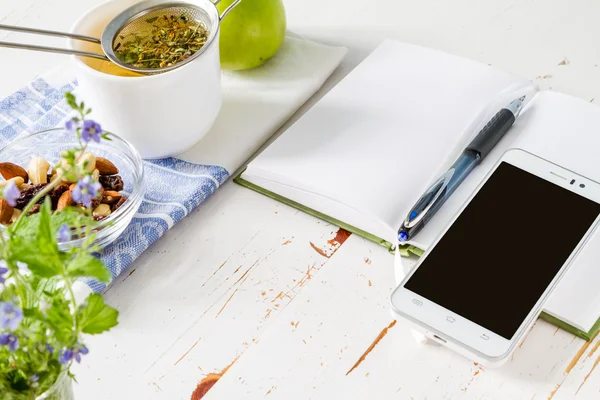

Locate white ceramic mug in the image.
[69,0,225,159]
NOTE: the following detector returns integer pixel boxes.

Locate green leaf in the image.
[11,241,61,278]
[23,307,43,319]
[65,92,78,110]
[78,293,119,334]
[11,207,41,240]
[45,295,76,343]
[38,197,56,246]
[145,16,159,23]
[50,207,92,232]
[9,200,63,278]
[11,206,92,242]
[66,252,110,282]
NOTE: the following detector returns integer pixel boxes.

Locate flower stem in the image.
[63,273,79,332]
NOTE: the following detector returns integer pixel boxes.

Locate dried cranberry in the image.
[49,184,69,209]
[88,186,104,210]
[99,175,124,192]
[27,204,41,216]
[90,198,101,209]
[14,183,71,211]
[112,196,128,212]
[15,184,48,209]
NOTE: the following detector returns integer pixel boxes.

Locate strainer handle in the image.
[215,0,242,21]
[0,41,108,61]
[0,24,100,44]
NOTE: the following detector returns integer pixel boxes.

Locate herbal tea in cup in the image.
[82,56,143,77]
[70,12,142,77]
[113,14,209,71]
[76,12,209,77]
[68,0,223,159]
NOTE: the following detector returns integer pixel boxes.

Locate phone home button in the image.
[446,316,455,323]
[480,334,490,341]
[412,299,423,306]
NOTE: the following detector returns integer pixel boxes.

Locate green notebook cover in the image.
[235,174,599,341]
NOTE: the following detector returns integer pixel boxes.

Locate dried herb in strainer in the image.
[114,14,209,69]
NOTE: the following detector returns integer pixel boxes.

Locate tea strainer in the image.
[0,0,241,74]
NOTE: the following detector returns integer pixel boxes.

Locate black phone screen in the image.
[405,162,600,339]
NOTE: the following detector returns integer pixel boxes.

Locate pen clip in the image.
[404,168,455,229]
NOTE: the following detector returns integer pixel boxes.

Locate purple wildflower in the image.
[57,223,71,242]
[29,374,39,388]
[58,348,72,364]
[74,344,89,362]
[81,120,102,143]
[17,263,29,275]
[65,119,77,133]
[3,180,20,207]
[46,345,54,354]
[0,302,23,330]
[0,333,19,351]
[0,265,7,285]
[59,343,89,364]
[71,175,101,207]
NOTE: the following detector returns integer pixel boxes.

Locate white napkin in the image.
[43,36,347,173]
[177,36,348,172]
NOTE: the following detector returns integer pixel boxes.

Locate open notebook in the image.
[235,40,600,340]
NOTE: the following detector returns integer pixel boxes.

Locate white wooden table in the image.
[3,0,600,398]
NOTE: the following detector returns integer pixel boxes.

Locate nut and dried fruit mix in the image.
[0,154,127,225]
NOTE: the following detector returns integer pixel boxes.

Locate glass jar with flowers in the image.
[0,93,119,400]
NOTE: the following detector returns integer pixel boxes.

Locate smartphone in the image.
[390,148,600,365]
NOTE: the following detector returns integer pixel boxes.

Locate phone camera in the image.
[580,183,586,188]
[570,179,576,185]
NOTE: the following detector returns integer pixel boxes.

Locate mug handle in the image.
[212,0,242,21]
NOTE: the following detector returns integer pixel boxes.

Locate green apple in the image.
[216,0,286,70]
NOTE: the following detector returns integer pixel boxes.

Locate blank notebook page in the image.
[248,40,527,243]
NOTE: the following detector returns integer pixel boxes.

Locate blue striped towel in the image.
[0,79,229,293]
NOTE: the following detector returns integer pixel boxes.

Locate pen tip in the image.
[398,231,408,243]
[507,96,526,117]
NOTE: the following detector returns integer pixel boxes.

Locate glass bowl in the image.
[0,128,145,248]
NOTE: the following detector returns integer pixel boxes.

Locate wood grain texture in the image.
[3,0,600,399]
[200,235,590,399]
